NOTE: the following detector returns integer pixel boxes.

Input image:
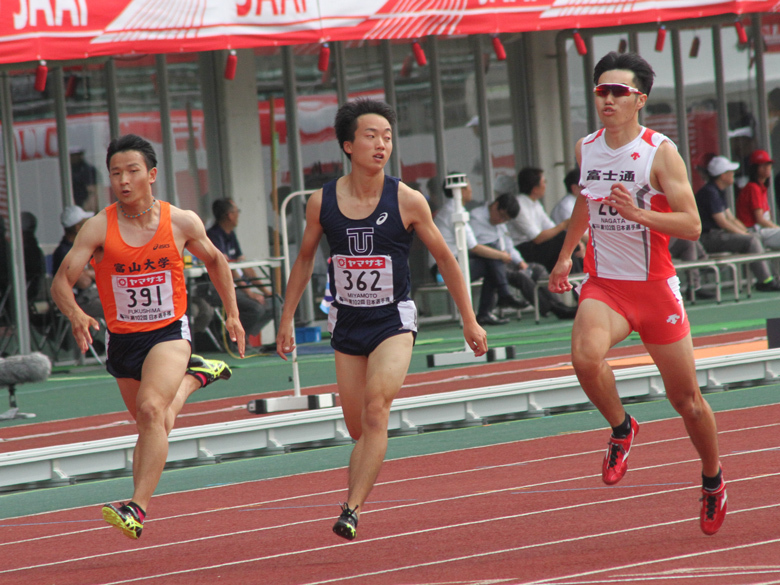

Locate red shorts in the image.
[578,274,690,345]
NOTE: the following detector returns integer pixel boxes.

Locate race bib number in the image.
[112,270,175,323]
[332,254,394,307]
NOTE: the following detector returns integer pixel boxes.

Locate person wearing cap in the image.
[736,150,780,250]
[52,206,104,321]
[695,154,780,291]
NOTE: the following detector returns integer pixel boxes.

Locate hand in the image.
[276,321,295,361]
[224,314,246,358]
[605,183,641,222]
[548,257,573,293]
[500,251,513,264]
[69,311,100,354]
[463,320,488,357]
[518,260,528,270]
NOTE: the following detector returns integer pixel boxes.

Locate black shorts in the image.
[328,300,417,357]
[106,316,192,381]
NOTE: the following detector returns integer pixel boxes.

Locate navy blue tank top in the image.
[321,175,413,309]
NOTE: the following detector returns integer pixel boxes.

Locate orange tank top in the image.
[93,201,188,334]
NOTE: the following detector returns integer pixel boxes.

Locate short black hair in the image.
[593,51,655,96]
[106,134,157,171]
[212,198,235,222]
[564,168,580,194]
[494,193,519,219]
[334,98,396,160]
[517,167,544,195]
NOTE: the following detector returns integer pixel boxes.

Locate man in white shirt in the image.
[507,167,584,273]
[550,168,580,224]
[470,194,577,320]
[431,176,525,325]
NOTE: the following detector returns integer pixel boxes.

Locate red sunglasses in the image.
[593,83,643,98]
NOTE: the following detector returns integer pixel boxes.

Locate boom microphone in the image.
[0,352,51,386]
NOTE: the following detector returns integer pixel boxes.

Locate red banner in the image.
[1,0,776,65]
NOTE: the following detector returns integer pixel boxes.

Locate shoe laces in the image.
[339,503,359,526]
[606,440,626,469]
[700,491,719,520]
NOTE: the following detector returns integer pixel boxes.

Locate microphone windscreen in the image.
[0,352,51,386]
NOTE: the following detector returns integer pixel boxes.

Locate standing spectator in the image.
[207,199,272,342]
[430,175,525,325]
[507,167,584,273]
[70,146,100,213]
[52,205,103,321]
[736,149,780,250]
[696,155,780,290]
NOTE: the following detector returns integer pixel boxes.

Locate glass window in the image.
[764,15,780,205]
[392,41,439,208]
[484,36,515,200]
[9,67,62,251]
[680,28,721,193]
[293,43,342,192]
[65,62,110,213]
[167,54,210,218]
[113,56,170,207]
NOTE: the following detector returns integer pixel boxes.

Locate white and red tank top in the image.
[579,126,677,281]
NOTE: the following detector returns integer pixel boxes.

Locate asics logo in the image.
[376,212,388,225]
[153,243,170,250]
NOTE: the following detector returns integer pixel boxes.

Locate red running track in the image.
[1,402,778,585]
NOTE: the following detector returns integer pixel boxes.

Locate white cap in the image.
[60,205,94,228]
[707,155,740,177]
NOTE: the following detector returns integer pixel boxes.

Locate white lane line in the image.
[2,474,778,580]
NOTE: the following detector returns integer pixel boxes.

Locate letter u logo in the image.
[347,227,374,255]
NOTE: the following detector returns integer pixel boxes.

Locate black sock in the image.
[127,501,147,522]
[611,413,632,439]
[702,468,723,492]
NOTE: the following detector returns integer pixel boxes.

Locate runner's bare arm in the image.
[51,212,106,353]
[607,141,701,240]
[276,190,325,360]
[176,209,246,358]
[400,183,487,356]
[549,139,590,293]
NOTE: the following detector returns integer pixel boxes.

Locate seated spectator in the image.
[695,155,780,291]
[207,199,272,340]
[736,149,780,250]
[550,168,580,224]
[52,206,104,321]
[470,193,577,319]
[506,167,584,273]
[430,175,525,326]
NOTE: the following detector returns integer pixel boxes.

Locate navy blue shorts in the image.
[327,300,417,357]
[106,316,192,381]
